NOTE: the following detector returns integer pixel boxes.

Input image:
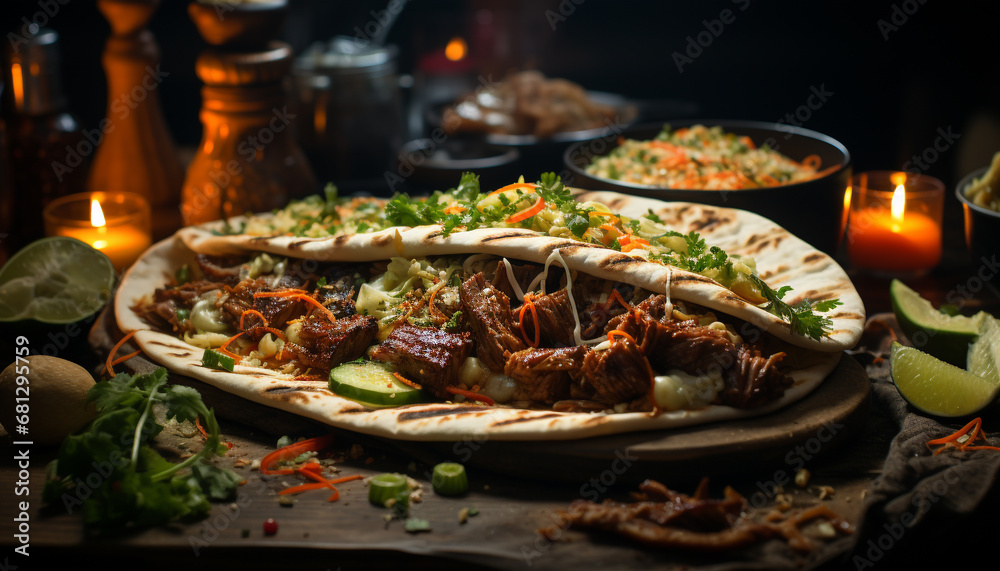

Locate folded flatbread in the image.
[115,191,864,441]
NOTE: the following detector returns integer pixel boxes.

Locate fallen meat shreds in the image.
[369,323,473,397]
[504,346,586,403]
[721,345,791,409]
[291,315,378,369]
[554,479,851,553]
[460,273,527,371]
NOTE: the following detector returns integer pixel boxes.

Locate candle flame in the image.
[445,37,467,62]
[890,184,905,232]
[10,63,24,109]
[90,199,106,228]
[890,172,907,187]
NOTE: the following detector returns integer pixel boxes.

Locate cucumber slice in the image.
[431,462,468,496]
[202,348,235,372]
[328,361,425,407]
[368,473,410,506]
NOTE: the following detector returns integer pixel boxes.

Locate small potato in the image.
[0,356,97,446]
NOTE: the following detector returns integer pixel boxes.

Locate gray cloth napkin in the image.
[835,337,1000,570]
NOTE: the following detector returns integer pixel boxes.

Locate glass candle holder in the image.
[845,171,944,275]
[43,191,152,271]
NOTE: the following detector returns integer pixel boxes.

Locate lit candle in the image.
[43,192,152,272]
[846,172,944,273]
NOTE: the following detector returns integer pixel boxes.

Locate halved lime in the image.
[0,237,116,324]
[890,279,985,367]
[890,341,1000,417]
[968,315,1000,384]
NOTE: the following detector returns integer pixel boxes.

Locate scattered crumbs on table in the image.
[458,507,469,524]
[795,468,810,488]
[279,496,295,507]
[817,485,835,500]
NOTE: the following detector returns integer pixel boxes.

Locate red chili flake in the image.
[263,518,278,536]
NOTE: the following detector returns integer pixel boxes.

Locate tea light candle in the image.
[43,192,152,271]
[846,171,943,273]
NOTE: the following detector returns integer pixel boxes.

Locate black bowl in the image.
[427,91,639,181]
[393,137,520,195]
[563,120,852,254]
[956,167,1000,272]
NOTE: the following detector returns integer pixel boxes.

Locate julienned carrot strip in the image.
[427,285,444,320]
[109,349,142,369]
[393,372,423,391]
[609,289,631,311]
[801,154,822,170]
[488,182,536,197]
[506,196,546,223]
[518,294,540,348]
[445,385,496,406]
[607,329,637,346]
[240,309,268,330]
[443,204,466,214]
[254,291,337,323]
[925,418,1000,455]
[218,331,245,364]
[105,330,137,377]
[279,482,328,495]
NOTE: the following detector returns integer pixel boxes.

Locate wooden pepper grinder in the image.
[182,0,317,225]
[88,0,184,239]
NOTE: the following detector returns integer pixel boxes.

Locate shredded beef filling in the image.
[460,273,527,371]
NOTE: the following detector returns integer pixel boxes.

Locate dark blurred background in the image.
[2,0,999,193]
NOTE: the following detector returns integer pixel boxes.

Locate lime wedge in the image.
[890,341,1000,417]
[0,237,116,324]
[968,315,1000,384]
[890,279,985,366]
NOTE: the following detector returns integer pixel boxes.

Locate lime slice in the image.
[968,315,1000,384]
[0,237,116,324]
[890,341,1000,417]
[890,279,985,366]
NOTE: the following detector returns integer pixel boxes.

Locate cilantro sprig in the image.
[650,230,842,339]
[43,368,241,529]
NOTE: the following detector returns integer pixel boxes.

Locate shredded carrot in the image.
[607,329,637,346]
[445,385,496,406]
[252,289,308,298]
[609,289,631,311]
[442,204,467,215]
[488,182,536,197]
[260,434,337,475]
[279,482,328,495]
[926,418,1000,455]
[427,286,444,320]
[518,294,540,348]
[621,237,650,253]
[801,154,822,170]
[254,291,337,323]
[393,372,423,391]
[105,330,137,377]
[218,331,246,364]
[240,309,268,330]
[506,195,546,223]
[108,349,142,370]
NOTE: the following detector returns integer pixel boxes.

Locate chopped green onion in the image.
[431,462,468,496]
[202,348,235,372]
[369,473,409,506]
[175,265,190,284]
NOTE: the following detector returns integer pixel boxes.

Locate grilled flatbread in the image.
[115,191,863,441]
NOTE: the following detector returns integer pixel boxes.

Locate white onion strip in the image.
[500,258,525,303]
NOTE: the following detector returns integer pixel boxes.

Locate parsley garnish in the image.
[43,368,241,529]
